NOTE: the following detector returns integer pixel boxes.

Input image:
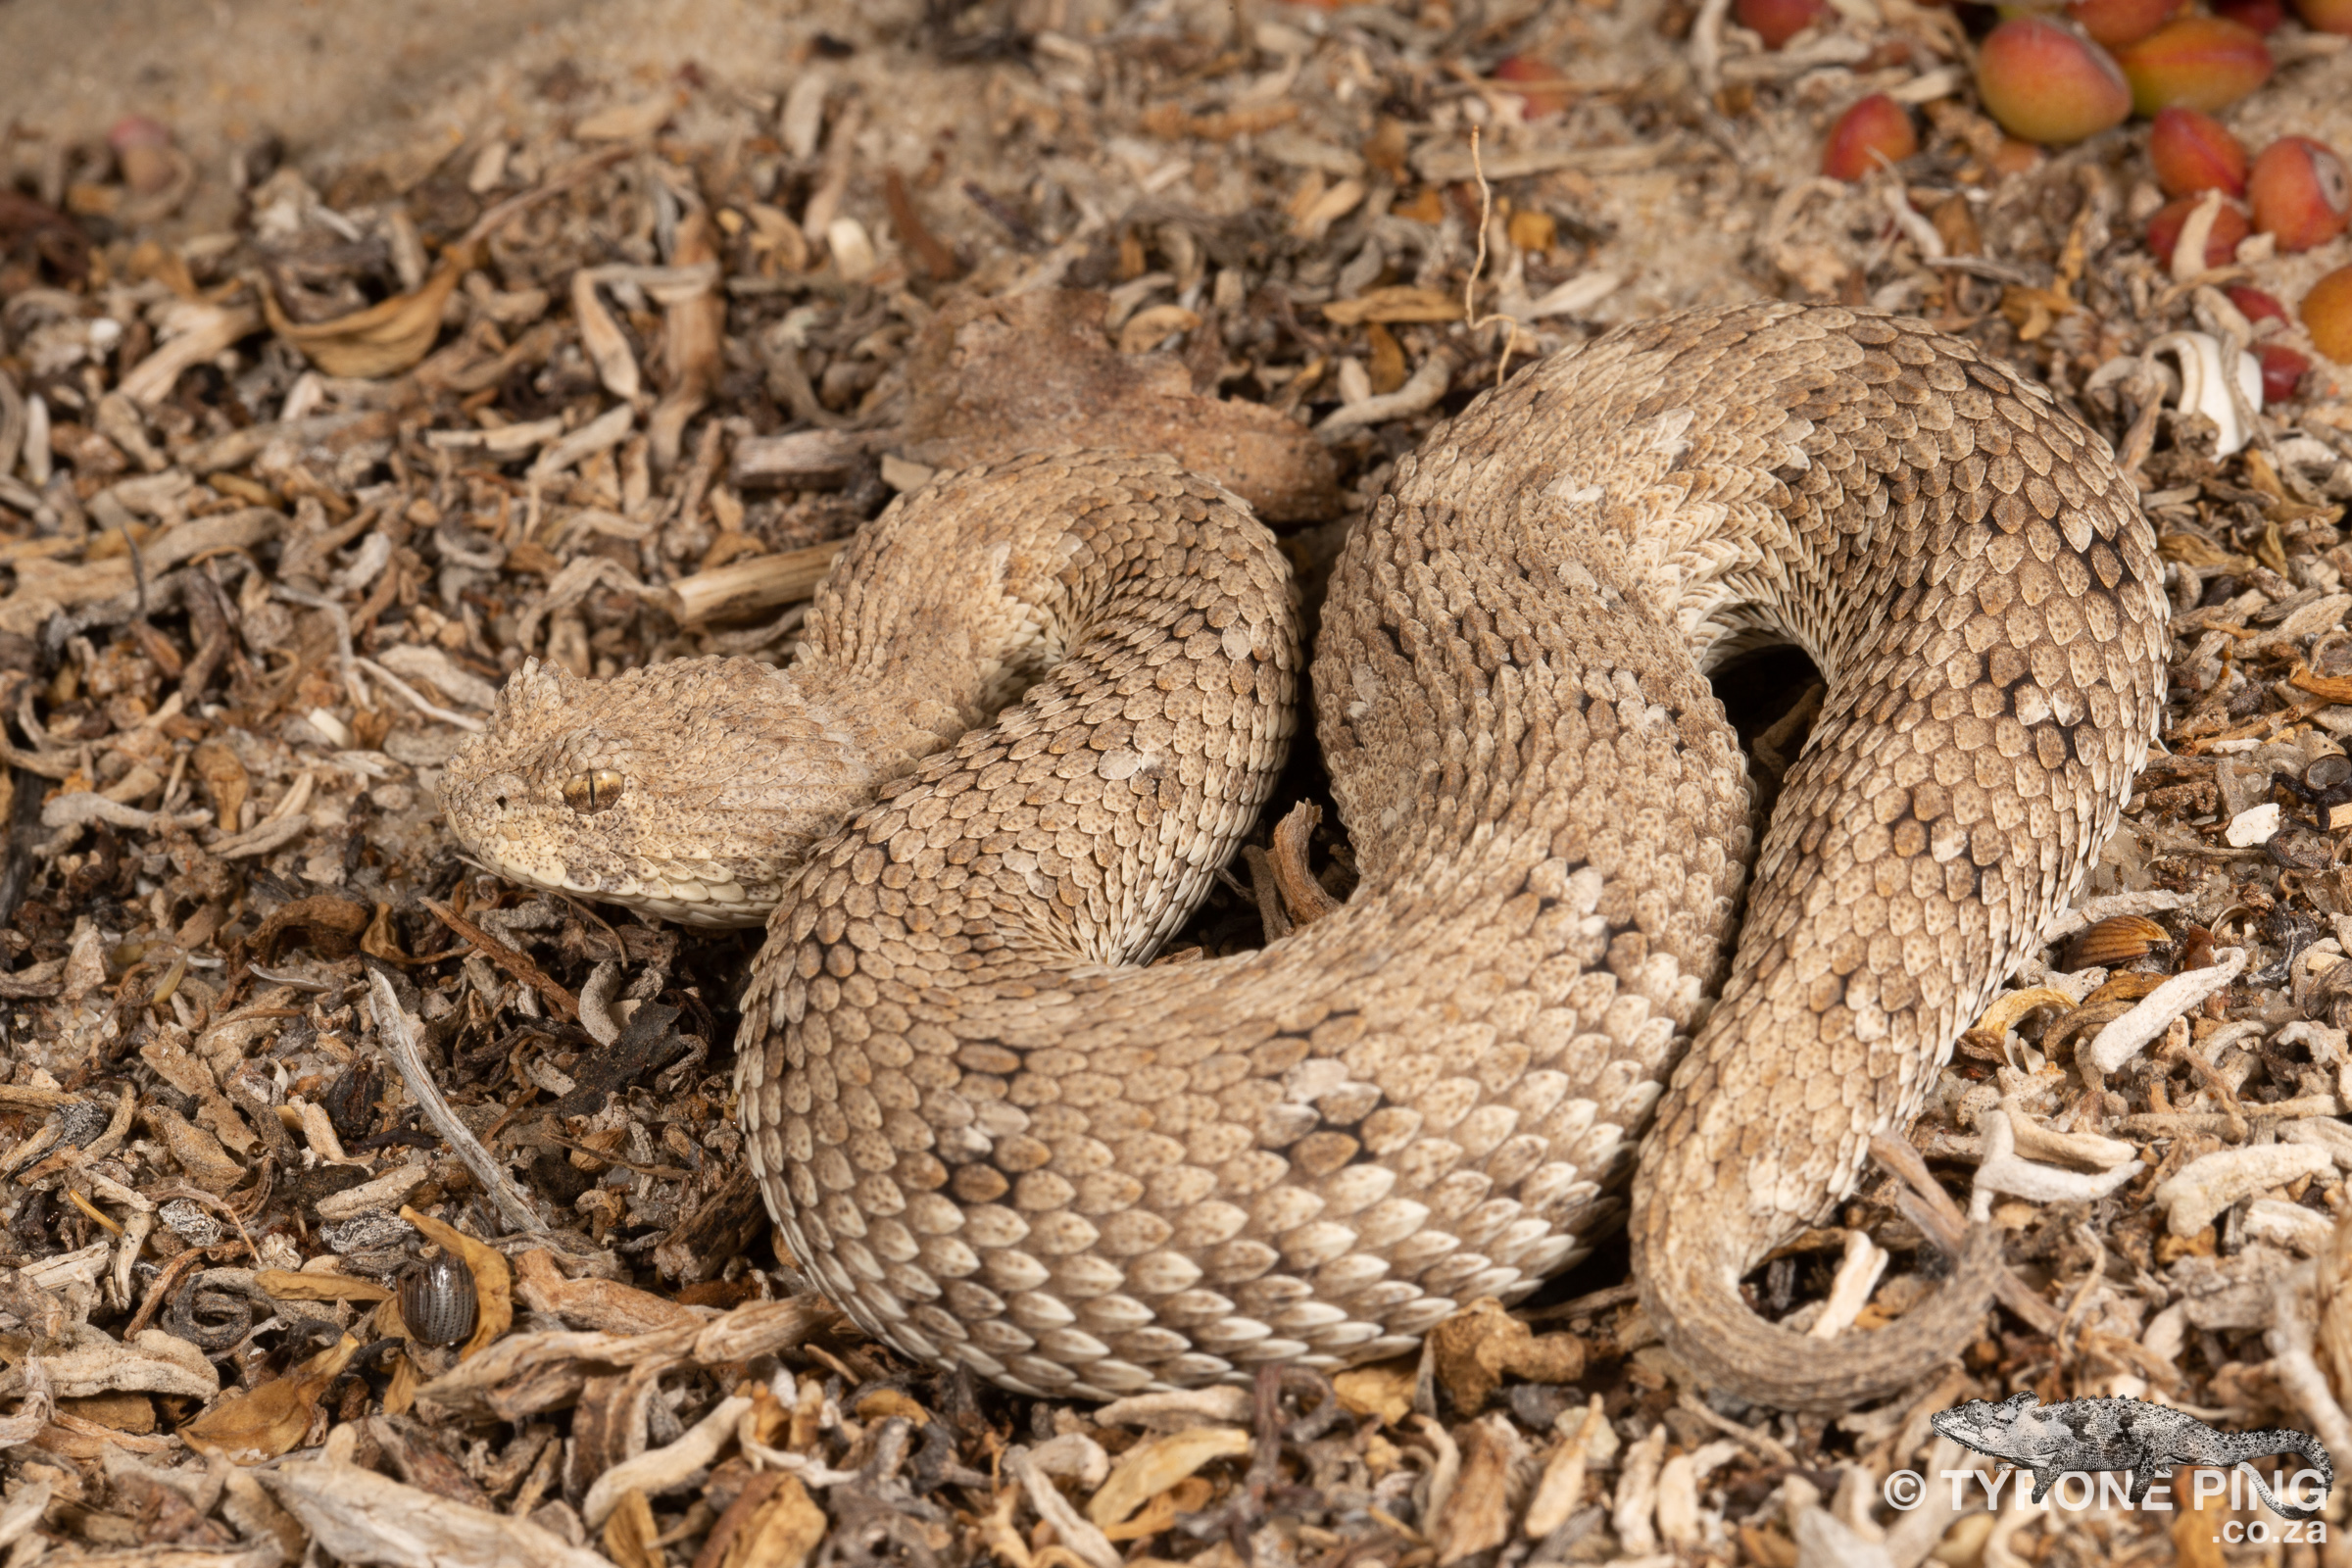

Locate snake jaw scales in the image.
[444,303,2168,1410]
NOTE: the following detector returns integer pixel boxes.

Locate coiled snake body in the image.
[444,304,2168,1409]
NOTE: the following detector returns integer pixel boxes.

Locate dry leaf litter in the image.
[7,0,2352,1565]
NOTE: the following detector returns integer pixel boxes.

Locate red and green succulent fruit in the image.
[1823,94,1920,180]
[2226,284,2289,324]
[2292,0,2352,34]
[1737,0,1831,48]
[2148,107,2247,198]
[2247,136,2352,253]
[2304,269,2352,363]
[2214,0,2286,30]
[1976,18,2132,145]
[108,116,177,197]
[2256,344,2311,402]
[2145,194,2251,269]
[2111,17,2273,116]
[2068,0,2177,47]
[1490,55,1571,118]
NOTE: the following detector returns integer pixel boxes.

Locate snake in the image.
[441,303,2169,1409]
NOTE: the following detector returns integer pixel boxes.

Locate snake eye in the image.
[561,769,625,814]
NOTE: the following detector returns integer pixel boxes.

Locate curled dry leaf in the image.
[2080,969,2172,1007]
[315,1161,433,1220]
[1524,1396,1607,1538]
[1013,1446,1121,1568]
[582,1393,752,1527]
[181,1334,358,1462]
[262,242,476,378]
[220,1467,306,1560]
[361,902,435,966]
[2317,1211,2352,1404]
[255,1268,395,1303]
[252,894,371,961]
[2153,1143,2333,1234]
[1962,984,2078,1054]
[852,1388,929,1426]
[1,556,143,636]
[398,1205,512,1358]
[1117,304,1201,355]
[0,1481,51,1553]
[1320,285,1470,325]
[575,94,678,142]
[1331,1357,1418,1426]
[1084,1426,1252,1530]
[1436,1414,1527,1566]
[1427,1298,1587,1411]
[703,1470,827,1568]
[572,271,642,400]
[1094,1387,1254,1431]
[146,1106,245,1193]
[118,301,265,405]
[514,1247,700,1333]
[415,1298,832,1424]
[648,211,723,469]
[266,1457,614,1568]
[605,1489,662,1568]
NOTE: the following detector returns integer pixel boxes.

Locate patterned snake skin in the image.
[442,303,2169,1409]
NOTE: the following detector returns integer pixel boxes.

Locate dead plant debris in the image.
[3,1,2352,1565]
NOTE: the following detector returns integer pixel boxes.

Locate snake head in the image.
[440,656,885,927]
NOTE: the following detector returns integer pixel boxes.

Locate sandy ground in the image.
[13,0,2350,351]
[2,0,837,170]
[4,0,586,156]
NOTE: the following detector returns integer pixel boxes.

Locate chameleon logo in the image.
[1929,1392,2332,1522]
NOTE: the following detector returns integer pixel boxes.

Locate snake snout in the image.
[442,766,532,841]
[483,769,531,816]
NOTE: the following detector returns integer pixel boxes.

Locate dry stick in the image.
[459,145,634,254]
[1522,1280,1640,1322]
[1674,1391,1799,1469]
[419,898,580,1021]
[883,168,959,282]
[1461,128,1526,391]
[353,658,486,734]
[1238,846,1293,945]
[1869,1132,2066,1338]
[367,968,544,1235]
[1267,801,1343,927]
[122,1248,212,1339]
[662,539,848,626]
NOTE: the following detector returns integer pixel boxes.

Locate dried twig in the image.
[1870,1131,2066,1337]
[418,898,580,1020]
[354,658,486,733]
[366,968,545,1234]
[1461,128,1525,390]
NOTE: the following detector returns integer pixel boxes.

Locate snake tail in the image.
[1624,307,2166,1409]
